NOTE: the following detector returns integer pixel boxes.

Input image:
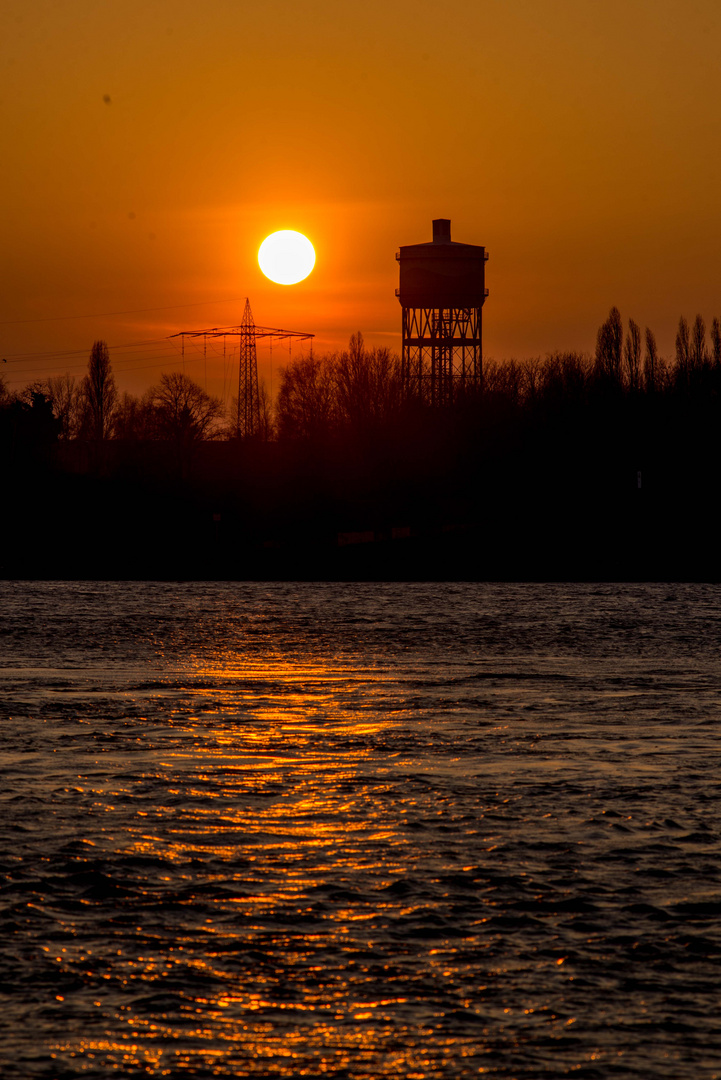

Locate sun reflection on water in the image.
[7,583,720,1078]
[48,651,456,1076]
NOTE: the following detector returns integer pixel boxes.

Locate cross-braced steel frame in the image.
[237,298,260,439]
[170,298,314,438]
[401,306,482,406]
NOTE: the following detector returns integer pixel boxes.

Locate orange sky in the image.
[2,0,721,403]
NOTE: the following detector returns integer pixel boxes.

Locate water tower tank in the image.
[397,218,487,309]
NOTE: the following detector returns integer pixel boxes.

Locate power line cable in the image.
[4,343,196,381]
[2,337,170,363]
[5,352,204,384]
[0,297,248,327]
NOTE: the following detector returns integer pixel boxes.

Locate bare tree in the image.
[257,379,275,442]
[690,314,708,374]
[113,390,156,440]
[536,352,591,403]
[150,372,224,449]
[675,316,691,389]
[481,358,528,407]
[520,356,543,403]
[46,374,81,439]
[81,340,117,439]
[624,318,642,391]
[19,380,50,406]
[335,332,403,431]
[712,318,721,370]
[643,327,659,393]
[595,307,623,382]
[276,354,336,440]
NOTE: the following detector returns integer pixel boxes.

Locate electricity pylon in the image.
[170,298,314,437]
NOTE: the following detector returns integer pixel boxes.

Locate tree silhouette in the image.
[149,372,224,450]
[690,314,708,375]
[276,337,404,441]
[482,358,528,407]
[675,316,691,390]
[539,352,590,403]
[257,379,275,442]
[113,390,157,441]
[3,388,61,463]
[643,327,659,393]
[81,340,117,439]
[711,318,721,370]
[624,318,642,391]
[46,374,81,439]
[335,332,403,432]
[595,307,623,383]
[276,354,336,440]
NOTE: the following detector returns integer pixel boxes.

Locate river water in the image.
[1,581,720,1079]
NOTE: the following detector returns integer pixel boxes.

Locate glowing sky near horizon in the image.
[2,0,721,398]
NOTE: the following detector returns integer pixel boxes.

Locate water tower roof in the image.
[398,219,485,260]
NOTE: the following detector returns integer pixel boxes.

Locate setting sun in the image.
[258,230,315,285]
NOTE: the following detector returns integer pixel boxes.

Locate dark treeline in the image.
[3,309,721,580]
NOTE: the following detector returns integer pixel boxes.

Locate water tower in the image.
[396,219,488,404]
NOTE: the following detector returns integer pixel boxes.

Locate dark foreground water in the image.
[1,582,720,1079]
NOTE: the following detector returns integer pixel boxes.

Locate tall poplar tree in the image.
[624,318,642,391]
[595,307,623,383]
[82,340,117,439]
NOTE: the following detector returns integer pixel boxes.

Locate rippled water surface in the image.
[1,581,721,1079]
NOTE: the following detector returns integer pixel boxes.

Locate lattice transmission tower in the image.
[170,298,314,438]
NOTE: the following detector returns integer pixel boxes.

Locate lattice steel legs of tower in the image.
[238,300,261,438]
[401,306,482,405]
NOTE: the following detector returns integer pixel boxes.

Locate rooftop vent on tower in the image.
[432,219,451,243]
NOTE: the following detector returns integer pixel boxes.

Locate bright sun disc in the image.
[258,230,315,285]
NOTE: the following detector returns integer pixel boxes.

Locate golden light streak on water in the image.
[4,583,721,1077]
